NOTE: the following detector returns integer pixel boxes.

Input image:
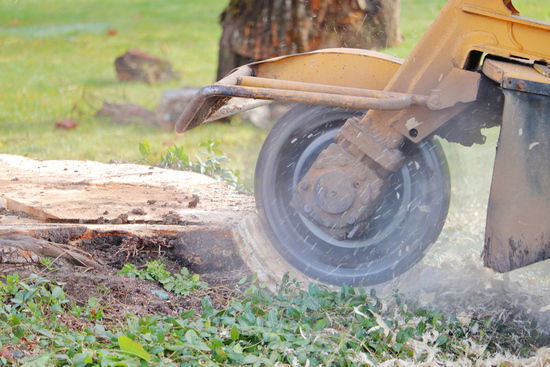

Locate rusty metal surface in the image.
[237,76,429,104]
[484,89,550,272]
[175,66,253,133]
[426,69,480,110]
[204,99,272,123]
[336,118,405,172]
[175,49,403,133]
[289,142,385,240]
[190,84,419,111]
[483,59,550,96]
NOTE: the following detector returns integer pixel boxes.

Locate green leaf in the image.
[157,331,165,344]
[230,325,239,341]
[232,301,244,313]
[37,328,53,338]
[392,343,403,352]
[244,354,259,364]
[233,344,243,354]
[432,313,441,326]
[26,352,52,367]
[51,286,63,299]
[287,306,301,319]
[314,319,327,330]
[118,335,151,361]
[395,329,410,344]
[51,304,62,313]
[180,309,196,319]
[185,330,198,344]
[74,352,93,364]
[227,351,244,363]
[238,275,247,285]
[139,139,151,158]
[436,333,449,346]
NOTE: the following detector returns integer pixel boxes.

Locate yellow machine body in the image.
[176,0,550,275]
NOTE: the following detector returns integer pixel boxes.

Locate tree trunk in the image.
[217,0,402,80]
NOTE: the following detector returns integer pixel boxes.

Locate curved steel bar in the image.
[175,84,421,133]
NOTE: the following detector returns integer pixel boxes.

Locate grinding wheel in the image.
[255,105,451,286]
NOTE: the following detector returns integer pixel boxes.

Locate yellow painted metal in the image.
[236,76,428,103]
[534,64,550,78]
[483,59,550,85]
[178,0,550,141]
[359,0,550,146]
[175,49,406,133]
[250,48,403,91]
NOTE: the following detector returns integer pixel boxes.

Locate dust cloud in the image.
[377,129,550,333]
[235,127,550,334]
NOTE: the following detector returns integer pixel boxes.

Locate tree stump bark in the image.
[217,0,402,80]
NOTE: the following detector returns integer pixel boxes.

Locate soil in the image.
[0,209,250,319]
[0,154,257,319]
[2,153,550,342]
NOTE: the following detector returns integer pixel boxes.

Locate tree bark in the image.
[217,0,402,80]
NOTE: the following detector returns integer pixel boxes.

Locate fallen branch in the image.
[0,235,104,271]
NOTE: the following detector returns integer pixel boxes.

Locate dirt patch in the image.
[0,221,250,319]
[0,154,258,318]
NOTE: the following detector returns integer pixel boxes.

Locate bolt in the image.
[354,182,360,188]
[315,161,324,170]
[338,156,347,166]
[304,205,312,213]
[516,80,526,90]
[300,181,310,191]
[323,220,332,227]
[409,129,419,138]
[427,95,441,110]
[347,216,356,225]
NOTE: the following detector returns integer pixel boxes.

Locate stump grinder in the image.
[176,0,550,286]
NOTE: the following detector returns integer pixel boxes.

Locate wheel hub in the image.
[313,171,356,214]
[290,143,385,239]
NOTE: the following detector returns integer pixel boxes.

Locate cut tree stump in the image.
[0,154,255,274]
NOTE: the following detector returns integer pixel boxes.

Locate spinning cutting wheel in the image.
[255,105,451,285]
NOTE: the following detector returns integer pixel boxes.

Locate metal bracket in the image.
[427,68,481,110]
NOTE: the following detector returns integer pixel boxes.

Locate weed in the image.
[39,256,56,271]
[118,260,209,297]
[86,297,104,320]
[141,138,247,191]
[0,272,547,365]
[97,283,112,295]
[161,268,208,296]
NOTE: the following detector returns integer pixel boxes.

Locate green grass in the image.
[2,2,550,364]
[1,0,549,189]
[1,272,547,366]
[0,0,268,187]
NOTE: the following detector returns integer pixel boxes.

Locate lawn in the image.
[0,0,265,186]
[1,0,549,188]
[2,1,550,365]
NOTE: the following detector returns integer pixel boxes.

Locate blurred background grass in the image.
[0,0,549,190]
